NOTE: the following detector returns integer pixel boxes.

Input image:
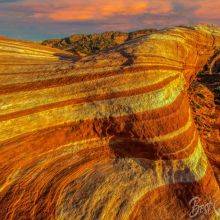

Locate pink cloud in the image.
[1,0,220,40]
[49,1,147,21]
[194,1,220,19]
[146,0,172,14]
[3,0,220,24]
[5,0,175,22]
[9,0,147,21]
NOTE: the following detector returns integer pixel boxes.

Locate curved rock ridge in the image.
[209,52,220,74]
[0,25,220,219]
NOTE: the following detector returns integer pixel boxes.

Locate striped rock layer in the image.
[0,26,220,219]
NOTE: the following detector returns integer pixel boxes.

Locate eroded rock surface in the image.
[0,25,220,219]
[42,29,158,57]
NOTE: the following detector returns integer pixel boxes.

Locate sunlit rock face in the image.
[0,25,220,220]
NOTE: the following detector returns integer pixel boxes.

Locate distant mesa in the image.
[42,29,158,58]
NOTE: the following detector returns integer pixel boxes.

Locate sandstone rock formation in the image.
[0,25,220,219]
[41,29,157,57]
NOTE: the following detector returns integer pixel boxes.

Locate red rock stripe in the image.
[0,64,184,94]
[0,75,179,121]
[0,96,193,163]
[111,123,197,160]
[0,91,186,149]
[129,166,220,220]
[0,146,113,219]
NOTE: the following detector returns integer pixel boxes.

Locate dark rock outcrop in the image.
[42,29,158,57]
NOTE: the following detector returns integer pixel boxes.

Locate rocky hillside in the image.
[42,29,157,57]
[0,25,220,219]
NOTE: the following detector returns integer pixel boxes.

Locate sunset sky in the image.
[0,0,219,40]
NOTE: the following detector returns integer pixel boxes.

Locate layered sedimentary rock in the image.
[0,25,220,219]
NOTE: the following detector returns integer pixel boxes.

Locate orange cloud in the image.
[194,1,220,19]
[15,0,174,22]
[146,0,172,14]
[47,0,174,22]
[1,0,220,41]
[30,0,148,21]
[2,0,174,22]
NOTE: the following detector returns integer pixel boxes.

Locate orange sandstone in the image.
[0,25,220,219]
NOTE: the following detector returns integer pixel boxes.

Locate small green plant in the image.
[214,86,220,93]
[197,71,206,76]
